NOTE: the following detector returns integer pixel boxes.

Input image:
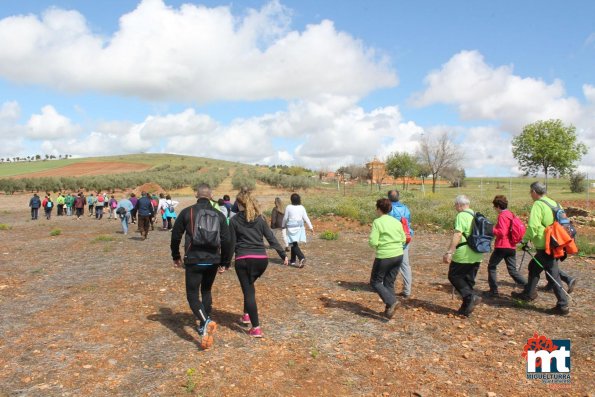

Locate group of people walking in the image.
[170,184,314,349]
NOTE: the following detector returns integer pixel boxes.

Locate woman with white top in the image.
[282,193,314,268]
[163,194,179,230]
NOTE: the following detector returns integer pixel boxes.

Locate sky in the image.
[0,0,593,176]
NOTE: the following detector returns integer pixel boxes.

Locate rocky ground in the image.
[0,193,593,397]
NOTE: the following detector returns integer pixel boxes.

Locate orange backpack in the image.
[544,222,578,259]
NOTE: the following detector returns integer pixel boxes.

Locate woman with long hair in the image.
[229,190,288,338]
[270,197,289,252]
[282,193,314,267]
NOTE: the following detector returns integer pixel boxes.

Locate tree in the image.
[441,166,466,187]
[417,132,461,193]
[512,119,588,187]
[385,152,419,190]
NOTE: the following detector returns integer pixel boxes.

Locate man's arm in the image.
[218,213,232,268]
[170,208,186,261]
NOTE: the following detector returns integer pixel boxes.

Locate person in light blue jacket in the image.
[388,190,414,298]
[116,197,134,235]
[162,195,179,230]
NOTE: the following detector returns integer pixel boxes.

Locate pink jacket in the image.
[493,209,516,249]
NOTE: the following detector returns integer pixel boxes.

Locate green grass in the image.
[309,176,593,230]
[576,235,595,256]
[0,159,75,177]
[49,228,62,236]
[92,235,115,243]
[0,223,11,230]
[0,153,239,178]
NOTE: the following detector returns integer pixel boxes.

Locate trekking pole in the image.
[524,249,573,303]
[517,249,526,273]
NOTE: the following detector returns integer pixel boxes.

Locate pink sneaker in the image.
[240,313,251,325]
[249,327,263,338]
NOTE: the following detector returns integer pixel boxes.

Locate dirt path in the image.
[0,194,593,396]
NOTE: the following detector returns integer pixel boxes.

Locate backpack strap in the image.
[455,210,475,249]
[538,198,560,224]
[184,207,194,258]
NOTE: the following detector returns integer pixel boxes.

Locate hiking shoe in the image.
[249,327,263,338]
[541,284,554,292]
[385,301,399,319]
[546,305,569,316]
[487,290,500,298]
[240,313,251,325]
[511,291,538,302]
[298,258,306,268]
[463,295,482,317]
[290,262,296,267]
[398,292,411,299]
[567,278,577,294]
[200,319,217,350]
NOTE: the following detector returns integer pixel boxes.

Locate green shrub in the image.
[50,228,62,236]
[569,172,586,193]
[320,230,339,240]
[0,223,11,230]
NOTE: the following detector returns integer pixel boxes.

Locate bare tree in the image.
[417,132,461,193]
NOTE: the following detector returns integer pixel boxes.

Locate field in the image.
[1,177,594,396]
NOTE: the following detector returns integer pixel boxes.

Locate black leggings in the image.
[185,264,219,327]
[235,258,268,328]
[290,242,304,263]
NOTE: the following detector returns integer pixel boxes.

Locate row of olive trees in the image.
[0,167,228,194]
[256,170,316,190]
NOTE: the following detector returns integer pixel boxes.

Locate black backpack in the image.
[190,206,221,249]
[457,210,494,253]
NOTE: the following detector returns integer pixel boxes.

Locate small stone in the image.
[83,365,92,369]
[108,359,117,366]
[487,392,497,397]
[462,353,470,359]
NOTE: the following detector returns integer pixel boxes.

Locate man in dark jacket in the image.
[29,193,41,220]
[170,183,231,350]
[135,192,155,241]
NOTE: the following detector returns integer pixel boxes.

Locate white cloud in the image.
[412,50,595,175]
[0,0,397,102]
[26,105,82,140]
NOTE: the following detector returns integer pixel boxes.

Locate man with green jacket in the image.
[511,182,569,315]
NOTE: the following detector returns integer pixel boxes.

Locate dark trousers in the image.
[45,208,52,220]
[370,256,403,306]
[166,217,174,230]
[57,204,64,216]
[31,208,39,220]
[487,248,527,292]
[138,215,151,238]
[130,208,137,223]
[524,250,568,307]
[290,242,304,263]
[88,205,94,215]
[448,261,480,299]
[235,258,268,328]
[546,269,572,286]
[185,264,218,327]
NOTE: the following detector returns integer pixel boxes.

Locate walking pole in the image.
[517,249,526,273]
[524,248,573,302]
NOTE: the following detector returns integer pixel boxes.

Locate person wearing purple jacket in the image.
[129,193,138,225]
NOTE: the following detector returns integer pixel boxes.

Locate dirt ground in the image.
[0,192,593,397]
[12,162,151,178]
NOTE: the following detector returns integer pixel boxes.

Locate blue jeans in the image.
[398,244,412,295]
[120,213,130,234]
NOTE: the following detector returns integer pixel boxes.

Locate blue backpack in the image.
[539,199,577,239]
[457,211,494,253]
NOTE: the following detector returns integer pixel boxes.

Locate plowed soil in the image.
[0,193,593,397]
[12,162,151,178]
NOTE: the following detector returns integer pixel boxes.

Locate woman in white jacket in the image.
[282,193,314,268]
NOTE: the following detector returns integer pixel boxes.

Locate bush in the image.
[569,172,586,193]
[50,228,62,236]
[0,223,11,230]
[320,230,339,240]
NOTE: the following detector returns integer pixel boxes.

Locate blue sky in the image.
[0,0,593,176]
